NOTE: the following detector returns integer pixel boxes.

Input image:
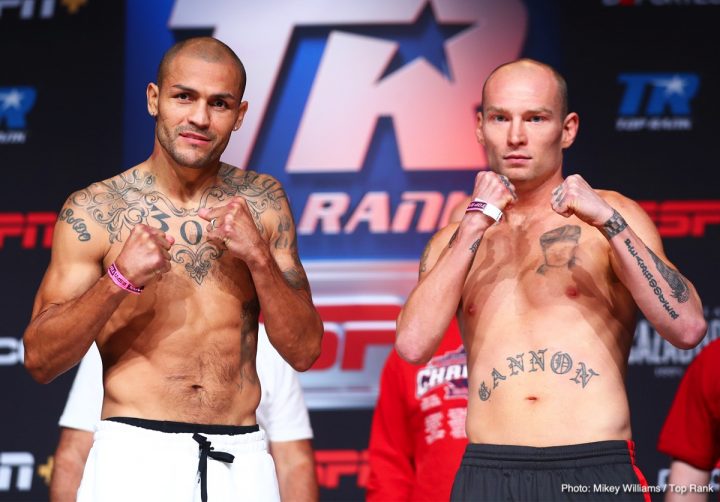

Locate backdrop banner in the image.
[1,1,718,500]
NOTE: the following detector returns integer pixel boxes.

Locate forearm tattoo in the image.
[646,246,690,303]
[623,239,680,319]
[470,239,481,253]
[282,267,310,291]
[69,165,288,284]
[601,210,628,239]
[477,347,599,402]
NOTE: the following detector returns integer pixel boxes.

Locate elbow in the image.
[677,316,708,350]
[684,316,707,349]
[23,347,54,384]
[291,320,323,372]
[395,330,431,366]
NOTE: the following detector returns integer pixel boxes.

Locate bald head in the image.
[481,59,568,118]
[157,37,247,98]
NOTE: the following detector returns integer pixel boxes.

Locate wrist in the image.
[599,209,628,240]
[107,262,143,294]
[466,198,503,224]
[243,245,272,270]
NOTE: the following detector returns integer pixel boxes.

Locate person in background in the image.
[658,339,719,502]
[367,197,471,501]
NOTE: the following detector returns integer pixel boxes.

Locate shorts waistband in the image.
[106,416,260,435]
[461,440,636,469]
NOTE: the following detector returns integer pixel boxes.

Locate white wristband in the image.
[466,198,503,222]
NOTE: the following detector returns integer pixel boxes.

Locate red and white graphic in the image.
[169,0,527,171]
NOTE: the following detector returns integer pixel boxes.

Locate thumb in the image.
[198,207,214,221]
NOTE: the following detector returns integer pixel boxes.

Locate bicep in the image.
[260,186,311,293]
[418,223,460,281]
[32,209,105,317]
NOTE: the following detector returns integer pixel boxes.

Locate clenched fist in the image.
[114,224,175,287]
[199,197,266,262]
[551,174,614,227]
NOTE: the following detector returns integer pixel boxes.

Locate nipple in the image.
[565,286,579,298]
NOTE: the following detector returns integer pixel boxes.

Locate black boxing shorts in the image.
[451,440,651,501]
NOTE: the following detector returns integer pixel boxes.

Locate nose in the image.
[188,101,210,129]
[508,118,527,147]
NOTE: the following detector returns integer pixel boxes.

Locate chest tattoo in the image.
[70,166,286,284]
[537,225,582,274]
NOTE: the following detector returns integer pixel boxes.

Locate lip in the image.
[179,131,211,144]
[503,154,531,166]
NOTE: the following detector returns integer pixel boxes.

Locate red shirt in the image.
[658,339,720,470]
[367,320,468,501]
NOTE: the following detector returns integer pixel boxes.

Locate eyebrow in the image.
[170,84,238,101]
[485,106,554,115]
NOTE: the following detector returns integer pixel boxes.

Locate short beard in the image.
[157,123,220,169]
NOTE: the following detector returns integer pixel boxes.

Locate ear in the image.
[233,101,249,131]
[475,111,485,146]
[561,112,579,149]
[146,83,159,118]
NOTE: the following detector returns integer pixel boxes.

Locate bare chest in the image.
[461,219,614,317]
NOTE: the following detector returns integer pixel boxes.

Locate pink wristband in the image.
[107,263,143,294]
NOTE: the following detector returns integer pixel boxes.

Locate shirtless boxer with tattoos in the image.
[23,37,323,502]
[396,59,706,501]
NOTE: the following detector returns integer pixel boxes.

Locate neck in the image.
[503,169,564,223]
[147,148,223,203]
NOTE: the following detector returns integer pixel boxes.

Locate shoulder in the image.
[220,165,286,201]
[66,167,154,210]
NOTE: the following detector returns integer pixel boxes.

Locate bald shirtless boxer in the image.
[395,59,706,501]
[23,36,323,502]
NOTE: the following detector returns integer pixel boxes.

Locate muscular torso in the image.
[458,208,637,445]
[66,164,285,425]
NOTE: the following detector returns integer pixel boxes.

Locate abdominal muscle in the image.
[96,278,261,426]
[462,310,634,446]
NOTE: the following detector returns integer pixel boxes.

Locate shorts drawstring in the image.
[193,433,235,502]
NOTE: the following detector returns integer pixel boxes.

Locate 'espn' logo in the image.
[315,450,368,489]
[0,212,55,249]
[639,201,720,238]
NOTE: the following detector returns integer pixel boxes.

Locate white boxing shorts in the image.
[77,417,280,502]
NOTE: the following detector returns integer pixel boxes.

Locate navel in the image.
[525,396,538,402]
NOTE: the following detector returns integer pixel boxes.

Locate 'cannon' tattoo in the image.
[477,347,600,402]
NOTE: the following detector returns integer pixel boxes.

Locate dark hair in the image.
[156,37,247,98]
[481,59,568,118]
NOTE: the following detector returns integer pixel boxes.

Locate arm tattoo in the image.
[623,238,680,319]
[282,267,310,291]
[418,241,431,276]
[448,229,458,248]
[470,239,481,253]
[646,246,689,303]
[600,209,628,239]
[58,208,91,241]
[273,215,293,250]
